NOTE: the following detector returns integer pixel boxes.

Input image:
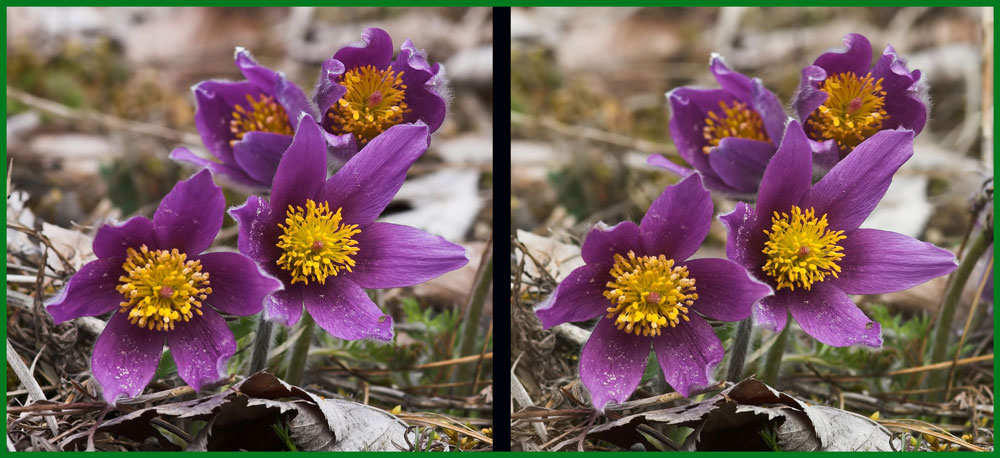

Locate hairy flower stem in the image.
[455,238,493,396]
[762,318,791,386]
[249,318,273,374]
[286,314,316,386]
[726,318,754,382]
[927,229,990,399]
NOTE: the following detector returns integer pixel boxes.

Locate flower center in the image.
[276,199,361,285]
[229,93,295,147]
[762,205,847,291]
[116,245,211,331]
[327,65,410,146]
[806,72,889,153]
[603,251,698,337]
[701,100,770,154]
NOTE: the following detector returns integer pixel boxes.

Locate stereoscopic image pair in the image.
[4,5,995,453]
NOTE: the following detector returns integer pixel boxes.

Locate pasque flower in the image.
[230,114,467,340]
[172,48,318,190]
[649,55,788,195]
[314,27,449,161]
[720,120,956,347]
[792,33,928,168]
[46,170,282,403]
[535,174,772,409]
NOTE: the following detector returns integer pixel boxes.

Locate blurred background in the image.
[511,7,992,451]
[7,7,493,451]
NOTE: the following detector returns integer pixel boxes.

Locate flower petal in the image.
[46,258,124,324]
[349,222,468,289]
[646,154,694,178]
[304,279,394,341]
[92,216,156,260]
[230,195,281,264]
[750,78,788,145]
[719,201,767,275]
[709,54,753,100]
[166,309,237,391]
[197,251,282,316]
[792,65,830,124]
[873,44,927,134]
[170,147,263,189]
[683,257,771,322]
[232,131,293,186]
[835,228,957,295]
[314,58,348,121]
[192,80,261,162]
[322,130,359,163]
[755,120,811,221]
[580,317,650,411]
[270,115,328,215]
[321,123,429,227]
[334,27,394,71]
[803,128,913,232]
[708,137,773,193]
[753,294,789,333]
[235,47,318,120]
[652,314,723,397]
[787,283,882,347]
[581,221,640,270]
[92,313,164,404]
[535,264,612,329]
[667,87,730,176]
[639,173,713,261]
[264,283,303,327]
[813,33,872,78]
[152,169,224,255]
[393,39,447,131]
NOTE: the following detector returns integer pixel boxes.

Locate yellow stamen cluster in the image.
[229,93,295,147]
[116,245,211,331]
[806,71,889,153]
[328,65,410,146]
[603,251,698,337]
[276,199,361,285]
[762,206,847,291]
[702,100,770,154]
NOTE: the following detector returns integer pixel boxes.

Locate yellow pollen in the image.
[702,100,770,154]
[328,65,410,146]
[762,206,847,291]
[806,72,889,153]
[276,199,361,285]
[229,93,295,147]
[603,251,698,337]
[116,245,211,332]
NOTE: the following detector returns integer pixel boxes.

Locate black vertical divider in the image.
[492,5,512,452]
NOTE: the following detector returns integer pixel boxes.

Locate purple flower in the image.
[313,27,449,161]
[720,120,956,348]
[46,170,282,404]
[230,114,467,341]
[650,55,788,195]
[792,33,928,168]
[172,48,319,190]
[534,174,772,409]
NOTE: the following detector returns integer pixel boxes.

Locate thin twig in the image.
[6,339,59,434]
[6,86,200,145]
[945,253,992,399]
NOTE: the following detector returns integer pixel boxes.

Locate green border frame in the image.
[3,3,998,454]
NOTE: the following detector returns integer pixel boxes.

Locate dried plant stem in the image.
[285,314,316,386]
[726,317,754,382]
[762,319,791,386]
[945,252,992,399]
[927,229,990,398]
[455,237,493,395]
[249,318,273,374]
